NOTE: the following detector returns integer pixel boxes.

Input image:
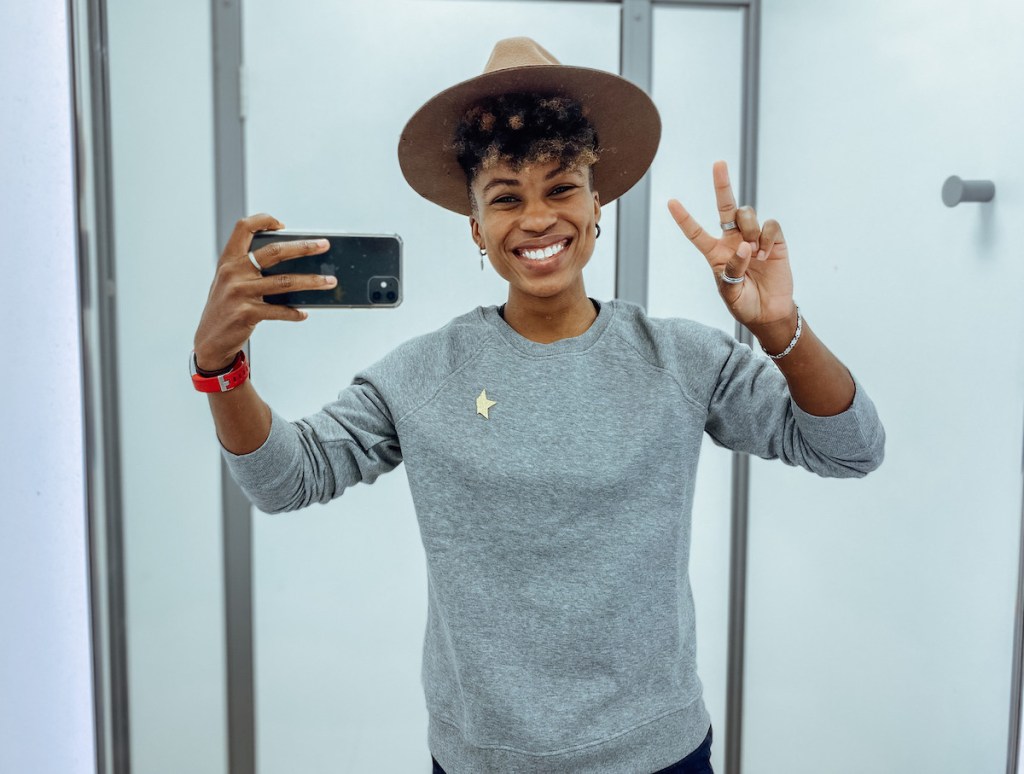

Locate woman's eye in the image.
[551,185,576,196]
[491,195,517,205]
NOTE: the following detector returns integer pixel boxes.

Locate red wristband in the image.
[190,350,249,393]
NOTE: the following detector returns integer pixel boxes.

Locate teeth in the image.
[520,241,566,261]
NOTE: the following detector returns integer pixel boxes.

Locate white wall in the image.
[747,1,1024,771]
[0,3,96,774]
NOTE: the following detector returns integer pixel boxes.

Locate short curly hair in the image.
[452,92,600,211]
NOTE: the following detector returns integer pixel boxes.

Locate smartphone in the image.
[251,231,402,308]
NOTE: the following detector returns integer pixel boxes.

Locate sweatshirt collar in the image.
[480,298,615,357]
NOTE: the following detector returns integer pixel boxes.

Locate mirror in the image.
[83,0,1024,772]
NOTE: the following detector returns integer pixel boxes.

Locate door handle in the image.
[942,175,995,207]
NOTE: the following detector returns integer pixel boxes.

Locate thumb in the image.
[720,241,753,286]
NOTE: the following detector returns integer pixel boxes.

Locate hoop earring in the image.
[479,246,487,271]
[595,223,602,239]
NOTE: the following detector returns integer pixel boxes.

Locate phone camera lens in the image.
[367,275,398,305]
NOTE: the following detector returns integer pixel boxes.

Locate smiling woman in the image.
[202,34,885,774]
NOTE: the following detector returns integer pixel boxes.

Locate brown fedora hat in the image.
[398,37,661,216]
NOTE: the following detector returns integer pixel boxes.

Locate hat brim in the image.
[398,64,661,216]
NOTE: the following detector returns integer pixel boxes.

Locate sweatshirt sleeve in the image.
[221,378,403,514]
[703,337,885,478]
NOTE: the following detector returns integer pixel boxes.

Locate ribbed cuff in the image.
[790,379,884,458]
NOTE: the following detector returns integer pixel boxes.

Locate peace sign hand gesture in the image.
[668,160,795,329]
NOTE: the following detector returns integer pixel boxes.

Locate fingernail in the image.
[757,250,766,261]
[738,242,752,258]
[299,310,308,320]
[323,275,337,285]
[317,239,329,247]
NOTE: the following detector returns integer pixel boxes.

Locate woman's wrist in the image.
[193,345,240,375]
[747,304,799,355]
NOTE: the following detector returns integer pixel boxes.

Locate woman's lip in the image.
[513,237,571,260]
[511,240,571,273]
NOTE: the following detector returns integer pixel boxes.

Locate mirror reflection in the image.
[100,1,1024,773]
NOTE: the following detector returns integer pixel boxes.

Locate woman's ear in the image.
[470,217,483,250]
[593,190,601,223]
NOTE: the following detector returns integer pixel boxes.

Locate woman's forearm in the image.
[206,379,273,455]
[748,307,856,417]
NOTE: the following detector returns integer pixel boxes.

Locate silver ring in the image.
[720,221,738,231]
[247,251,263,272]
[720,270,745,285]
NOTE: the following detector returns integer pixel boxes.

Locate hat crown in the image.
[483,37,562,74]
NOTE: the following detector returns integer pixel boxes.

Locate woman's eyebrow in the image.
[481,178,520,195]
[481,168,584,195]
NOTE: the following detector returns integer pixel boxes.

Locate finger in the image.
[720,241,753,290]
[736,206,761,244]
[249,272,338,297]
[757,219,786,261]
[667,199,717,258]
[713,161,738,230]
[256,302,309,323]
[252,238,330,271]
[222,213,285,261]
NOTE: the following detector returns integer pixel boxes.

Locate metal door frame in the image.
[68,0,129,770]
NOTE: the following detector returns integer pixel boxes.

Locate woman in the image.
[192,38,884,774]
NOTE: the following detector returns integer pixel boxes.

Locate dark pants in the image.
[432,725,713,774]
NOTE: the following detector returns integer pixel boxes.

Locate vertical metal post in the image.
[1008,424,1024,774]
[211,1,256,772]
[616,0,654,307]
[69,0,131,769]
[725,2,760,774]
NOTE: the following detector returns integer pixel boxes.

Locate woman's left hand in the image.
[667,160,795,328]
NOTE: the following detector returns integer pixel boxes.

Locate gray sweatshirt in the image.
[224,299,885,773]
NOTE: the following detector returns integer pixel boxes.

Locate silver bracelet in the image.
[762,306,802,360]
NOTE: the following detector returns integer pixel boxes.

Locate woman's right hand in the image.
[192,213,336,371]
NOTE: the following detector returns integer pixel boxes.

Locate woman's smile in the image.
[513,236,571,266]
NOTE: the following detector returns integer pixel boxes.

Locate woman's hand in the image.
[667,161,794,329]
[193,213,336,371]
[669,162,857,416]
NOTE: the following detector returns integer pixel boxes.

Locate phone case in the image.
[251,231,402,308]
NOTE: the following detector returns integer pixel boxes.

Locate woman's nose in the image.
[519,198,557,232]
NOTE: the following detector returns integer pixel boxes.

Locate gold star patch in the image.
[476,389,497,419]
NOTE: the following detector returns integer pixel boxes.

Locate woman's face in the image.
[469,158,601,304]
